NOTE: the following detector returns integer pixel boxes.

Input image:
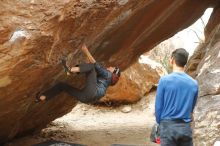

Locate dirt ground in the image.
[5,92,158,146]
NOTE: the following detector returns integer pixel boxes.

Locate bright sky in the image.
[170,8,213,56]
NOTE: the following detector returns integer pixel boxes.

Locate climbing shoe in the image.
[35,92,41,103]
[61,59,72,75]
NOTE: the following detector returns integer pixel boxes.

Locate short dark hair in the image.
[171,48,189,67]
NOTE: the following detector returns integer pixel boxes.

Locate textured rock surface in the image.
[193,27,220,146]
[187,7,220,145]
[205,6,220,39]
[0,0,218,143]
[187,5,220,78]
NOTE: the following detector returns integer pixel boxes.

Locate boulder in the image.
[194,32,220,146]
[187,7,220,145]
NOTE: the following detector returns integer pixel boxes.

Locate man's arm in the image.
[190,85,198,122]
[192,84,199,112]
[81,44,96,63]
[69,44,95,73]
[80,44,110,78]
[155,78,164,124]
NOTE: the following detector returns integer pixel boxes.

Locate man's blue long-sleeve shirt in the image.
[155,72,198,124]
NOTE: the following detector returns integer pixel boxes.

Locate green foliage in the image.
[161,54,172,73]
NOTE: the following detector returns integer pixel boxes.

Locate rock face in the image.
[0,0,218,143]
[193,29,220,146]
[187,8,220,146]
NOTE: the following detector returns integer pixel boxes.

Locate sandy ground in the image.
[5,92,158,146]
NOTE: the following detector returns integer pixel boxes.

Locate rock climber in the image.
[36,44,121,104]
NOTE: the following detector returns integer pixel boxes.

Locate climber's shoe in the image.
[61,59,72,76]
[35,92,41,103]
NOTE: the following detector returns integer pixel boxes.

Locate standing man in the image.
[155,48,198,146]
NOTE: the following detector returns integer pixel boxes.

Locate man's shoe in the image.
[61,59,73,75]
[35,92,41,103]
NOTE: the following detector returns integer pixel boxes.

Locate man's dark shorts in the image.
[160,120,193,146]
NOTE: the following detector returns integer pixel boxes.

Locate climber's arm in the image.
[81,44,96,63]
